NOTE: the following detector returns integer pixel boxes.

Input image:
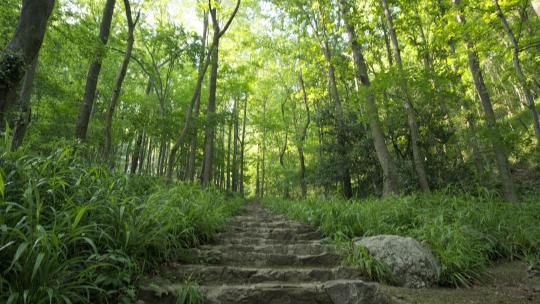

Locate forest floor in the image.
[381,260,540,303]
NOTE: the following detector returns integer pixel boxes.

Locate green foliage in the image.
[263,192,540,287]
[0,146,242,303]
[0,51,25,87]
[343,243,397,284]
[176,277,204,304]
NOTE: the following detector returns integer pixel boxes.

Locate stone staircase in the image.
[138,203,390,304]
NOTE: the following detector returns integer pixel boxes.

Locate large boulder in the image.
[354,235,439,288]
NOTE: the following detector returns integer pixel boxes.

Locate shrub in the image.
[0,146,242,303]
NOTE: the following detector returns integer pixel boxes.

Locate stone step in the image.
[229,220,308,228]
[138,280,390,304]
[182,249,342,267]
[198,243,337,255]
[160,265,366,285]
[231,215,289,222]
[214,237,332,246]
[216,230,323,242]
[229,225,315,234]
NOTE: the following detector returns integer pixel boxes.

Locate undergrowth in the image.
[0,145,242,303]
[263,193,540,287]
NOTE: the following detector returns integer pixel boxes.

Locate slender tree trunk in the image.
[239,97,247,196]
[280,99,290,199]
[138,133,147,173]
[167,43,215,180]
[382,0,430,192]
[131,132,143,174]
[124,139,132,173]
[0,0,55,124]
[187,13,209,182]
[261,98,267,198]
[297,69,311,198]
[226,110,232,191]
[494,0,540,147]
[339,0,399,195]
[103,0,138,161]
[202,34,219,186]
[75,0,116,140]
[256,147,261,197]
[11,58,37,150]
[232,98,240,192]
[455,0,518,203]
[200,1,241,185]
[321,42,353,198]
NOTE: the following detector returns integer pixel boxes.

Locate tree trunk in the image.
[131,132,143,174]
[321,42,353,198]
[256,147,261,197]
[138,133,147,173]
[226,108,232,191]
[202,34,219,186]
[75,0,116,140]
[187,12,209,182]
[11,58,38,150]
[339,0,399,195]
[280,99,290,199]
[124,139,132,173]
[455,0,519,203]
[297,69,311,198]
[261,98,267,198]
[382,0,430,192]
[494,0,540,147]
[169,0,240,181]
[103,0,138,161]
[232,98,240,192]
[0,0,55,123]
[239,97,247,196]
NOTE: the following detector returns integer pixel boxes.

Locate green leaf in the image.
[31,252,45,280]
[8,241,29,271]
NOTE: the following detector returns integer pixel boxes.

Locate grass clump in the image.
[176,278,204,304]
[263,193,540,287]
[0,145,243,303]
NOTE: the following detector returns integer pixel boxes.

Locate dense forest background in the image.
[1,0,540,302]
[2,0,540,201]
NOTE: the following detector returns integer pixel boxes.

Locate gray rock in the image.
[324,280,390,304]
[354,235,439,288]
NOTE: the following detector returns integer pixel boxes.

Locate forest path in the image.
[137,202,390,304]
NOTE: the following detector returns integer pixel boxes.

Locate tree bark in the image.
[187,12,209,182]
[226,106,232,191]
[382,0,430,192]
[131,132,143,174]
[339,0,399,195]
[455,0,519,203]
[256,146,261,197]
[494,0,540,147]
[296,69,311,198]
[11,58,37,150]
[75,0,116,140]
[232,98,240,192]
[280,98,290,199]
[202,33,219,186]
[0,0,55,124]
[261,97,267,197]
[103,0,139,161]
[239,97,247,195]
